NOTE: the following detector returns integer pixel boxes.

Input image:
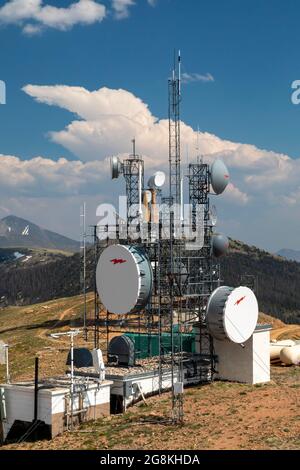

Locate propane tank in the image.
[270,340,295,360]
[280,345,300,365]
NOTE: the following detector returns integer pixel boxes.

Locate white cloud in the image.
[1,82,298,250]
[0,0,155,34]
[0,154,109,197]
[111,0,135,19]
[0,0,41,22]
[222,183,250,206]
[181,72,215,84]
[22,23,42,35]
[23,84,239,167]
[0,0,106,34]
[23,82,300,218]
[24,83,300,210]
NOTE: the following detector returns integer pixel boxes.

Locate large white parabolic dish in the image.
[206,286,259,343]
[96,244,153,315]
[212,233,229,258]
[210,159,230,195]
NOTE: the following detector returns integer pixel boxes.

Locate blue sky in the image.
[1,0,300,158]
[0,0,300,251]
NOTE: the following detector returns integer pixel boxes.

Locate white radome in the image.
[206,286,259,344]
[96,244,152,315]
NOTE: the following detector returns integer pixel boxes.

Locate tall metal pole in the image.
[5,345,10,384]
[169,51,181,206]
[34,357,39,423]
[168,51,184,424]
[93,225,99,349]
[81,203,87,341]
[169,211,175,418]
[70,332,74,431]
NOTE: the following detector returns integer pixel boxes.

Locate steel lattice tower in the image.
[167,52,184,424]
[185,160,219,382]
[123,140,144,227]
[168,53,181,206]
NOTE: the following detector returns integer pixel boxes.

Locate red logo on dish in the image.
[235,296,246,306]
[110,258,127,265]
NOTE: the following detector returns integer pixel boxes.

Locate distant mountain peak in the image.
[276,248,300,263]
[0,215,79,252]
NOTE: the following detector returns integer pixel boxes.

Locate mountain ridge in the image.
[276,248,300,263]
[0,215,80,252]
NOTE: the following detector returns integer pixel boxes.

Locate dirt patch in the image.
[271,324,300,341]
[259,312,285,329]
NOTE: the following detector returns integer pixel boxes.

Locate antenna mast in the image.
[80,203,87,340]
[169,50,181,205]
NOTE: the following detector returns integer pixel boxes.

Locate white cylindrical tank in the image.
[206,285,259,344]
[270,340,295,360]
[280,345,300,365]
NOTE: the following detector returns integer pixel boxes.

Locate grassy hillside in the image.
[221,240,300,324]
[0,293,98,383]
[0,248,82,306]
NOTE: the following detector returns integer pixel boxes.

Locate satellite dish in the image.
[212,233,229,258]
[96,244,153,315]
[206,286,259,344]
[111,156,121,179]
[210,159,230,195]
[148,171,166,189]
[209,205,218,226]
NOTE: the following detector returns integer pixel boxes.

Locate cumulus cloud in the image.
[23,85,239,168]
[23,83,300,205]
[1,82,298,249]
[0,154,109,197]
[181,72,215,84]
[0,0,106,34]
[22,23,43,35]
[0,0,157,34]
[111,0,135,20]
[222,183,250,206]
